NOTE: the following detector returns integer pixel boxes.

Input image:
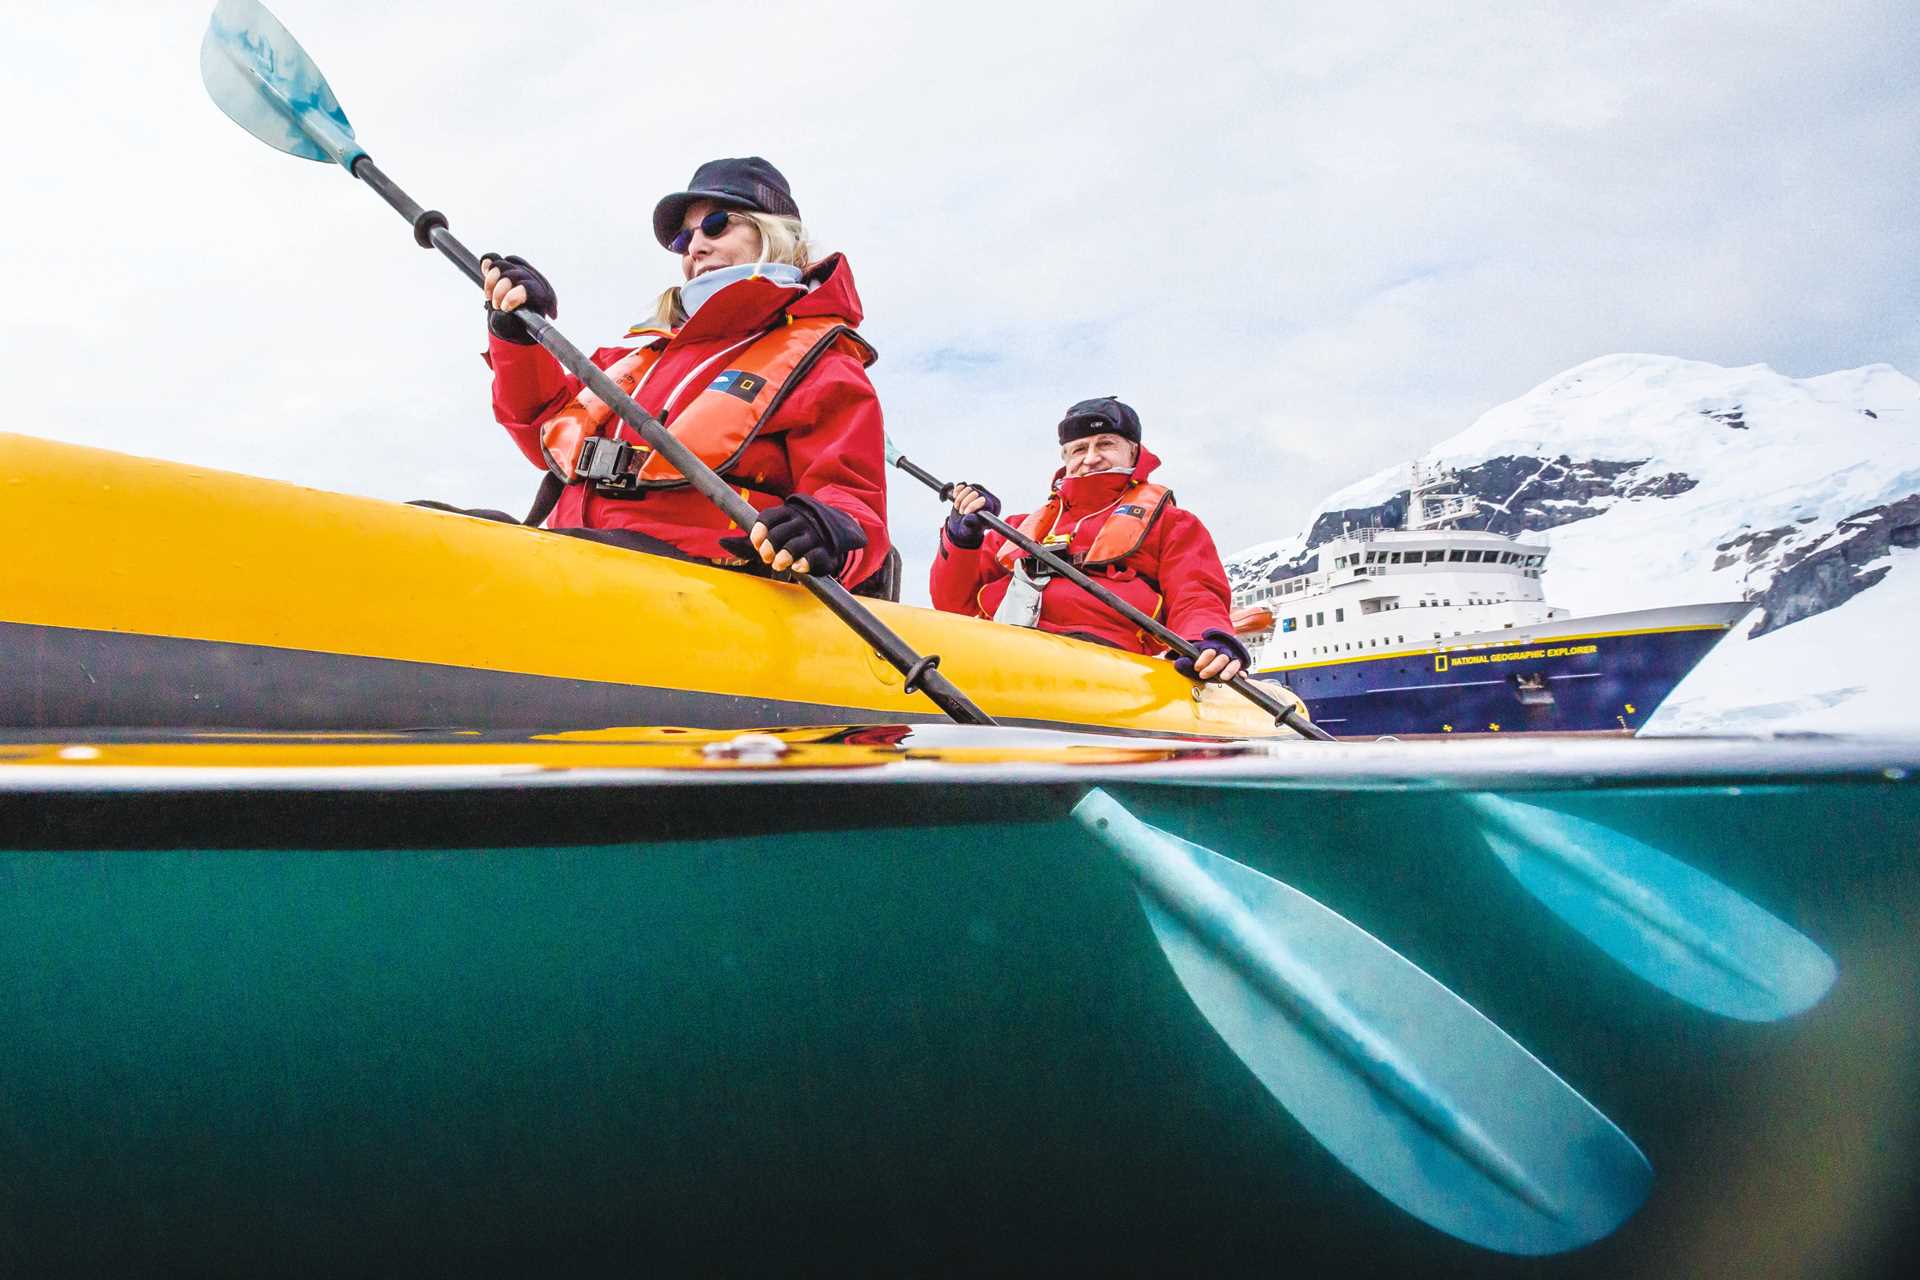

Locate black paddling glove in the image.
[481,252,558,344]
[1174,629,1253,681]
[942,484,1002,549]
[721,494,868,578]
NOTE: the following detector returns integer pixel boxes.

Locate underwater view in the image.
[4,750,1914,1274]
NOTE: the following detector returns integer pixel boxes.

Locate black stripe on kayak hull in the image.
[0,620,925,733]
[0,778,1085,851]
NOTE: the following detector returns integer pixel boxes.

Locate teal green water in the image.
[3,781,1916,1274]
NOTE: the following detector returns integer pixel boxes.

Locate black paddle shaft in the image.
[893,453,1333,741]
[348,158,996,727]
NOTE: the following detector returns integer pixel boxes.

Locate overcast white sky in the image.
[6,1,1916,601]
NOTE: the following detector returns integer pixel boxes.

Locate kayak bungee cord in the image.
[199,0,1658,1253]
[198,0,993,729]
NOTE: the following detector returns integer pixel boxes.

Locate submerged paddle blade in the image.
[1467,794,1837,1022]
[1072,789,1649,1255]
[201,0,366,169]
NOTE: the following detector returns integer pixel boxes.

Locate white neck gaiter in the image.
[679,261,806,319]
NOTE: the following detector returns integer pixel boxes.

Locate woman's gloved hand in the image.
[943,482,1001,549]
[1174,629,1252,683]
[723,494,868,577]
[479,253,558,344]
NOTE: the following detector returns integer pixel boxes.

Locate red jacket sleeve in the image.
[929,520,1020,617]
[1152,507,1236,645]
[483,333,628,470]
[770,351,890,586]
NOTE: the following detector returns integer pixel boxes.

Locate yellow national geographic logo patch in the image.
[709,370,765,403]
[1434,655,1450,672]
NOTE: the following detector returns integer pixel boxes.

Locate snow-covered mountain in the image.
[1227,354,1920,734]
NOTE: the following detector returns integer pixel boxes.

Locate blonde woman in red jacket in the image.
[478,157,892,593]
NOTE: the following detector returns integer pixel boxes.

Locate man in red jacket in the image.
[930,397,1251,681]
[478,157,891,593]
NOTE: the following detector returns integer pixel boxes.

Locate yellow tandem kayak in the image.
[0,434,1294,737]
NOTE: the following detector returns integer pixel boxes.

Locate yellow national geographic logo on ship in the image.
[1434,643,1599,673]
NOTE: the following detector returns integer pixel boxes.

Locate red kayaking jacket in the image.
[929,446,1236,653]
[485,254,888,587]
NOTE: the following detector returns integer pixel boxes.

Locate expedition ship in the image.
[1230,466,1749,736]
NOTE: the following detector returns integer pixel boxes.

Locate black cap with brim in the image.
[653,156,800,248]
[1058,396,1142,445]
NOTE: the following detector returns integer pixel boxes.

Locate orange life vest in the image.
[538,314,876,490]
[994,481,1173,571]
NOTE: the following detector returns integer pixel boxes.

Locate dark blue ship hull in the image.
[1254,605,1748,736]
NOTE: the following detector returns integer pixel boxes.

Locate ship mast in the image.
[1404,462,1476,531]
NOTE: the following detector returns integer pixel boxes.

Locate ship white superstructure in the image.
[1233,466,1569,668]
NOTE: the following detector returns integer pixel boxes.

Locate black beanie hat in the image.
[1058,396,1142,445]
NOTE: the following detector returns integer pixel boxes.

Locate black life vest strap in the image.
[522,471,564,526]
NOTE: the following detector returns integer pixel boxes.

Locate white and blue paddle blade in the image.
[1466,794,1836,1022]
[1072,790,1650,1256]
[201,0,365,169]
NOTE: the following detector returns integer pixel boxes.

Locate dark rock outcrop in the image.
[1749,494,1920,634]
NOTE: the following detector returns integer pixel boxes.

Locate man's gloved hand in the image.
[943,482,1001,549]
[479,253,558,344]
[722,494,868,577]
[1174,628,1252,683]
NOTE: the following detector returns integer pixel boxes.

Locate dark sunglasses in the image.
[669,209,740,254]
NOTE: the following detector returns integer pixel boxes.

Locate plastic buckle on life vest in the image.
[1022,534,1072,581]
[1017,554,1058,582]
[577,437,640,492]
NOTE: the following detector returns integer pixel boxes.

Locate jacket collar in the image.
[1048,443,1163,493]
[667,252,864,345]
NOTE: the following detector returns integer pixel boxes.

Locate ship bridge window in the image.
[1425,550,1445,563]
[1465,550,1483,563]
[1448,549,1466,562]
[1389,552,1402,564]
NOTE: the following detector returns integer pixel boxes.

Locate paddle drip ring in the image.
[901,654,942,695]
[412,208,448,248]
